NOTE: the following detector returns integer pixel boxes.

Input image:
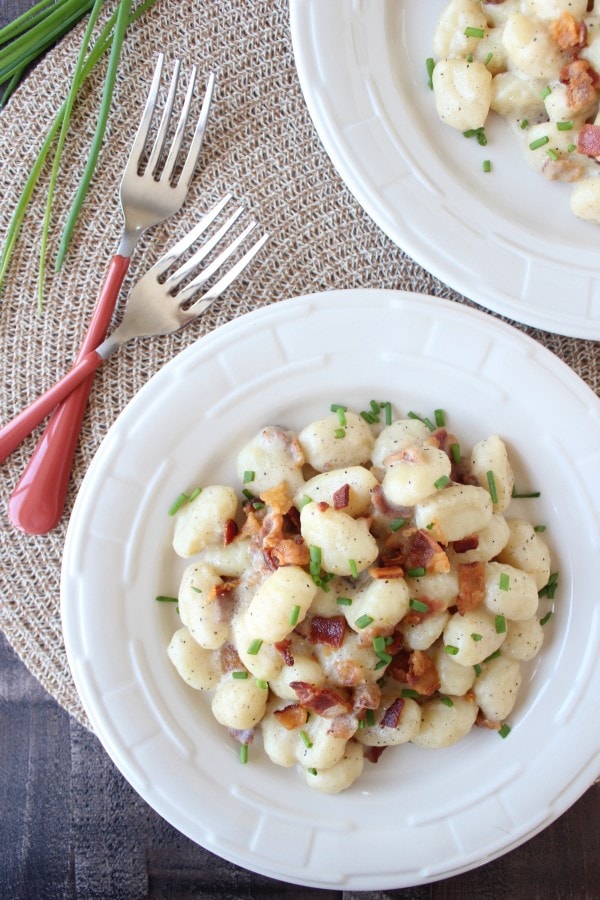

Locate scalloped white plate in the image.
[61,290,600,890]
[289,0,600,339]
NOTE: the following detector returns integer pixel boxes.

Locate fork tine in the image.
[124,52,165,172]
[145,58,181,177]
[164,205,245,290]
[159,64,197,181]
[150,194,233,278]
[184,232,270,319]
[175,71,216,188]
[176,221,257,304]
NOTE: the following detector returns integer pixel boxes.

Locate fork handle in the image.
[5,256,130,531]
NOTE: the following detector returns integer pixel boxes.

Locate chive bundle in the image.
[0,0,158,311]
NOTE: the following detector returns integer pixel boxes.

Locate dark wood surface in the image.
[2,3,599,898]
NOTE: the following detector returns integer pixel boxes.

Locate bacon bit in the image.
[542,157,587,182]
[327,713,358,740]
[209,579,239,601]
[309,615,347,648]
[267,537,311,568]
[452,535,479,554]
[223,518,239,546]
[333,658,368,686]
[384,444,424,466]
[284,505,301,532]
[332,483,350,510]
[387,647,411,682]
[380,697,405,728]
[577,122,600,157]
[406,528,450,573]
[289,681,353,717]
[274,703,309,730]
[274,639,295,666]
[560,59,599,112]
[220,643,244,673]
[364,745,387,764]
[401,596,446,626]
[368,565,404,579]
[456,561,486,615]
[352,682,382,711]
[260,481,294,515]
[476,712,501,731]
[550,12,587,51]
[238,507,263,539]
[407,650,440,696]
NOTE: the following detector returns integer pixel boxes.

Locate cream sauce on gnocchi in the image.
[165,405,554,793]
[431,0,600,223]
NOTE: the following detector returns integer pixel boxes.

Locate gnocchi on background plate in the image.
[163,403,555,794]
[430,0,600,223]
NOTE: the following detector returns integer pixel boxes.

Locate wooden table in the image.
[1,3,599,897]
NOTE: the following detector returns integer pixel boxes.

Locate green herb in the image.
[484,51,493,65]
[473,663,482,677]
[188,486,202,502]
[482,159,491,173]
[546,148,559,161]
[240,743,249,764]
[406,567,426,578]
[529,135,549,151]
[247,638,263,655]
[511,486,541,498]
[463,126,487,146]
[401,688,420,699]
[348,558,359,578]
[407,410,435,431]
[434,408,445,427]
[483,649,502,663]
[155,595,178,603]
[451,442,461,464]
[242,488,254,500]
[556,120,574,131]
[409,598,429,613]
[232,671,248,679]
[255,678,268,690]
[289,604,301,627]
[540,611,553,626]
[464,26,485,38]
[383,401,392,425]
[434,475,450,490]
[334,427,346,439]
[300,730,313,748]
[466,52,473,62]
[307,767,318,775]
[243,470,255,484]
[499,572,510,591]
[426,56,435,89]
[539,572,559,600]
[567,143,577,153]
[533,524,546,533]
[355,614,374,629]
[486,470,498,504]
[520,118,529,129]
[390,517,406,532]
[336,596,352,606]
[444,645,459,656]
[190,586,202,594]
[168,492,189,516]
[360,411,377,424]
[495,614,507,634]
[440,696,454,707]
[471,633,482,641]
[498,723,511,739]
[540,85,551,99]
[365,709,376,726]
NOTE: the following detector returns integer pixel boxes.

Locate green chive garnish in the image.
[401,688,420,699]
[240,743,249,764]
[484,649,502,663]
[445,645,459,655]
[540,611,553,626]
[406,567,426,578]
[484,51,493,65]
[483,159,491,173]
[256,678,268,690]
[408,410,435,430]
[426,56,435,89]
[307,767,318,775]
[534,524,546,533]
[495,614,507,634]
[289,604,300,627]
[434,475,450,489]
[434,408,445,427]
[390,517,406,531]
[499,572,510,591]
[511,487,541,498]
[538,572,559,599]
[155,595,178,603]
[365,709,376,726]
[540,85,551,99]
[486,470,498,504]
[529,135,549,151]
[546,148,559,161]
[520,119,529,130]
[471,633,483,641]
[383,401,392,425]
[409,598,429,613]
[557,121,573,131]
[498,723,511,739]
[349,559,359,578]
[474,663,482,677]
[451,442,461,464]
[232,671,248,679]
[247,638,263,655]
[168,492,189,516]
[440,696,454,707]
[334,427,346,439]
[300,730,313,748]
[243,470,255,484]
[336,596,352,606]
[355,614,374,629]
[464,26,485,38]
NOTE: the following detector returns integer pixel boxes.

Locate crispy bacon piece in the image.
[387,647,411,682]
[550,11,587,51]
[560,59,599,112]
[308,615,347,648]
[456,561,486,615]
[332,483,350,510]
[220,643,244,673]
[274,639,294,666]
[368,565,404,579]
[223,518,239,546]
[380,697,405,728]
[476,712,501,731]
[577,122,600,157]
[289,681,352,718]
[364,745,387,764]
[209,579,239,600]
[384,445,423,466]
[352,681,382,711]
[452,535,479,554]
[260,511,311,568]
[238,506,263,539]
[407,650,440,696]
[406,528,450,573]
[274,703,308,730]
[327,714,358,740]
[260,481,294,515]
[332,658,368,686]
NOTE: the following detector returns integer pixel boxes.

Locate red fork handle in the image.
[6,255,130,533]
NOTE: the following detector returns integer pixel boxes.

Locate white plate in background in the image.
[61,291,600,890]
[290,0,600,338]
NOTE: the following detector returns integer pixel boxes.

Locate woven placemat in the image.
[0,0,598,729]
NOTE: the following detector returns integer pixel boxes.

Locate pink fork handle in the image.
[0,349,106,466]
[7,254,130,533]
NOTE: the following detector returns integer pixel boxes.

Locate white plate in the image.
[289,0,600,339]
[61,290,600,890]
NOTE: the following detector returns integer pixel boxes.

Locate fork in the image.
[7,53,215,534]
[0,196,268,463]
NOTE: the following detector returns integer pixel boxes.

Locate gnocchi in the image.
[163,402,555,792]
[430,0,600,223]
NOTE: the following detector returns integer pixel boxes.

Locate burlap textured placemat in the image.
[0,1,598,729]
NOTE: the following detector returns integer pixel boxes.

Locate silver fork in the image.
[8,53,215,534]
[0,196,268,463]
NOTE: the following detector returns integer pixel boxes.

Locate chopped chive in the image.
[365,709,376,726]
[440,696,454,707]
[408,410,435,431]
[409,598,429,613]
[360,411,377,424]
[464,26,485,38]
[298,494,312,508]
[383,401,392,425]
[426,56,435,89]
[498,723,511,739]
[242,488,254,500]
[567,143,577,152]
[247,638,263,655]
[557,120,573,131]
[539,572,559,599]
[307,767,318,775]
[434,475,450,489]
[331,405,347,426]
[256,678,268,690]
[444,645,459,656]
[434,408,445,427]
[336,596,352,606]
[240,743,249,763]
[474,663,482,676]
[188,486,202,502]
[540,611,553,626]
[243,470,255,484]
[471,633,483,641]
[520,118,529,129]
[155,595,178,603]
[486,470,498,504]
[348,559,359,578]
[355,614,374,629]
[190,586,202,594]
[534,524,546,533]
[483,159,491,173]
[334,427,346,439]
[300,729,313,748]
[375,651,393,666]
[546,148,559,161]
[406,567,426,578]
[529,135,549,151]
[484,649,502,663]
[289,604,301,627]
[390,517,406,531]
[484,51,493,65]
[232,671,248,679]
[373,636,386,654]
[499,572,510,591]
[451,442,461,464]
[540,85,551,99]
[309,545,322,566]
[168,492,189,516]
[401,688,420,699]
[252,500,265,510]
[511,486,541,498]
[466,52,474,62]
[370,400,381,415]
[495,614,507,634]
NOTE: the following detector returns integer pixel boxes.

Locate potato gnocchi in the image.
[430,0,600,223]
[164,403,555,793]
